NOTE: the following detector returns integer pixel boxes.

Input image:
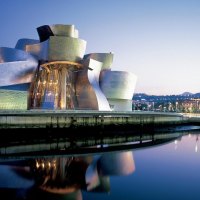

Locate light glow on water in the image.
[1,130,200,199]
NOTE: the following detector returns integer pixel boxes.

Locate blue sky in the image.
[0,0,200,95]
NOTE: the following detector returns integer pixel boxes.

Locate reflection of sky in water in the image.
[1,132,200,199]
[83,133,200,200]
[0,166,34,188]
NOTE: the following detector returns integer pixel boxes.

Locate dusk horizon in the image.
[0,0,200,95]
[1,1,200,199]
[134,90,199,96]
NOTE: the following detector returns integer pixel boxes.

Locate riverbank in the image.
[0,110,188,129]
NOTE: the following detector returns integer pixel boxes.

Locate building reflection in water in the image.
[174,133,199,153]
[195,135,199,152]
[1,131,199,199]
[0,151,135,199]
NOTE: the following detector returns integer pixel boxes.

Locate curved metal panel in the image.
[29,59,110,111]
[0,47,38,86]
[0,61,38,87]
[75,67,99,110]
[48,36,86,62]
[85,58,111,111]
[50,24,75,37]
[100,70,137,100]
[15,38,40,51]
[37,25,54,42]
[84,53,114,70]
[26,40,49,61]
[26,37,86,62]
[0,47,37,63]
[107,99,133,111]
[37,24,79,41]
[74,29,79,38]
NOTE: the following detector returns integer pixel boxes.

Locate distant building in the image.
[133,93,200,113]
[0,24,137,111]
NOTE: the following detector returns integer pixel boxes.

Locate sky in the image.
[0,0,200,95]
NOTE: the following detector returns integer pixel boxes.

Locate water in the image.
[0,128,200,200]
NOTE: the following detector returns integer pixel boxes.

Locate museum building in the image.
[0,24,137,111]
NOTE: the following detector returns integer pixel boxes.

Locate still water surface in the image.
[0,129,200,200]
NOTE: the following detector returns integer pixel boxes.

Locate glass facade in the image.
[0,90,27,110]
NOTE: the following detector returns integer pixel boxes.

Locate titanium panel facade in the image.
[48,36,86,62]
[0,23,137,111]
[26,37,86,62]
[49,24,77,37]
[100,71,137,99]
[37,24,78,41]
[0,47,37,63]
[100,70,137,111]
[73,58,111,111]
[84,53,114,70]
[107,99,133,111]
[37,25,54,42]
[0,47,38,87]
[83,58,111,111]
[15,39,40,51]
[25,40,49,61]
[75,67,99,110]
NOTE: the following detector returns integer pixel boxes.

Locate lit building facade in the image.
[0,24,137,111]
